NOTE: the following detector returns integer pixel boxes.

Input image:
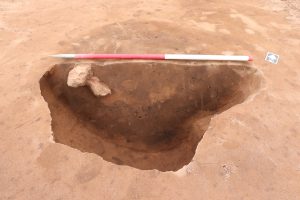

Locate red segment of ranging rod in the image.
[75,54,165,60]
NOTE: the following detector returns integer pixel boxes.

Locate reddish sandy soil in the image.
[0,0,300,199]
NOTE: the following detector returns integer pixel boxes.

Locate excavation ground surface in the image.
[0,0,300,199]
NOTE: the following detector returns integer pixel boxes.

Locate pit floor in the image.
[40,62,261,171]
[0,0,300,199]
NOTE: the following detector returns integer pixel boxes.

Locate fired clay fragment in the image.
[67,64,111,97]
[86,76,111,96]
[67,64,92,87]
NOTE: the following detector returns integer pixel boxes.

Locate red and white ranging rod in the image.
[51,54,253,61]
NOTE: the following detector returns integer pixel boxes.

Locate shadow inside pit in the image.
[40,61,262,171]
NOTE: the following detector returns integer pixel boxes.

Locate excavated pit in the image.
[40,61,262,171]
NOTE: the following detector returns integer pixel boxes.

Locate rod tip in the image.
[50,54,61,58]
[50,54,75,58]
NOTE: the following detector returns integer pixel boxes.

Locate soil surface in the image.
[0,0,300,199]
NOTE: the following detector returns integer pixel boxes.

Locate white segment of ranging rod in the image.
[165,54,251,61]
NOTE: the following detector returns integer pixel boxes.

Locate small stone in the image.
[67,64,93,87]
[86,76,111,96]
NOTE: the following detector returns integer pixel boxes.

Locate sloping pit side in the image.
[40,61,262,171]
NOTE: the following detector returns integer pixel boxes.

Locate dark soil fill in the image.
[40,61,262,171]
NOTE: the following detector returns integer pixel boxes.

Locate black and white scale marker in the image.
[265,52,279,64]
